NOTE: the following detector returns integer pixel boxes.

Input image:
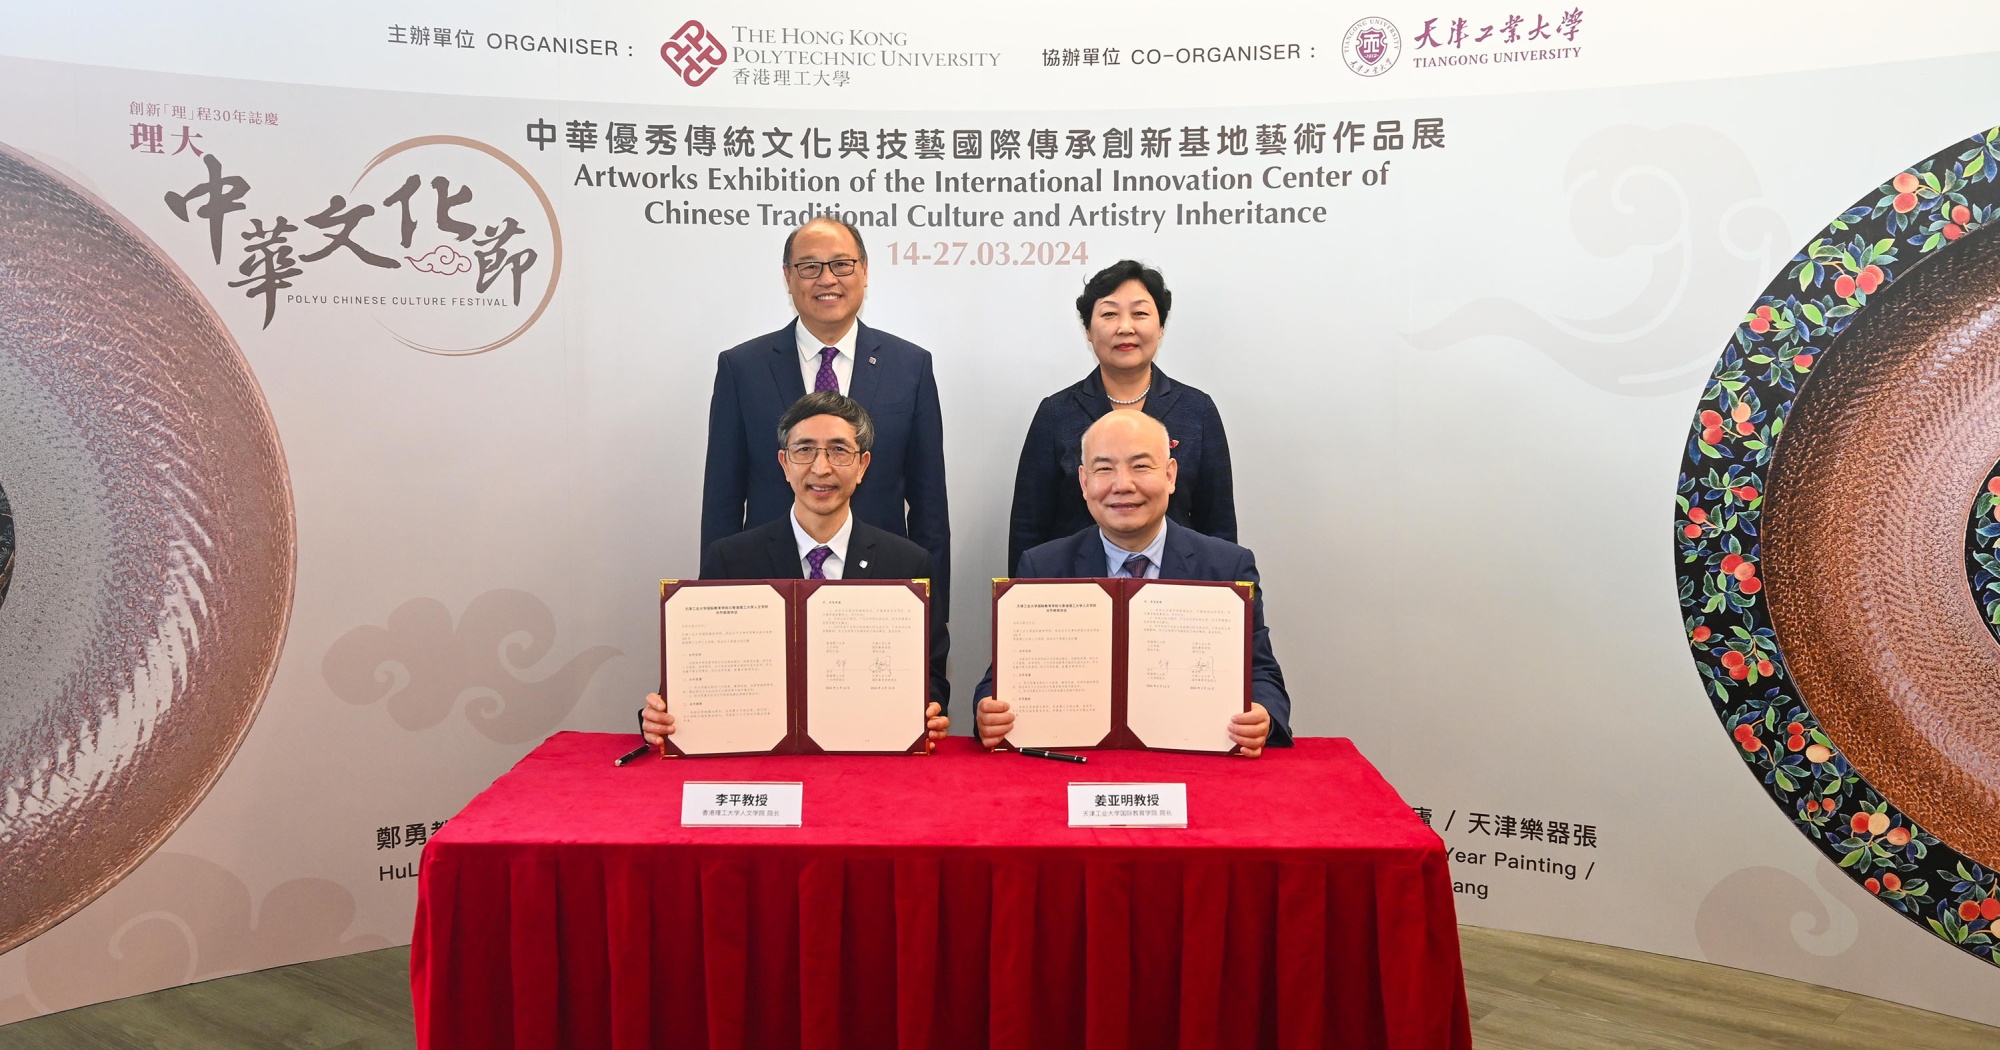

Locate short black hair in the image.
[1075,259,1171,326]
[776,391,875,453]
[782,217,869,267]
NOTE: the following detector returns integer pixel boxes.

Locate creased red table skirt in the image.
[412,734,1470,1050]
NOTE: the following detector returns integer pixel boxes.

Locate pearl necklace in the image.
[1105,383,1150,405]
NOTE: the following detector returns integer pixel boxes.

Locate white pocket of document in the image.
[1068,783,1188,828]
[681,782,804,826]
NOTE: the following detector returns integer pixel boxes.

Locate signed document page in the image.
[804,583,925,751]
[1126,582,1246,752]
[995,582,1114,748]
[664,584,791,755]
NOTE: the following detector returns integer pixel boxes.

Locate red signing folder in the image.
[990,577,1252,755]
[658,578,930,757]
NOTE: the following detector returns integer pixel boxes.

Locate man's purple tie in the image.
[814,347,840,393]
[1121,553,1151,579]
[806,546,833,579]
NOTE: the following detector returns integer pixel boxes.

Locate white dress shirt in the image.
[795,320,858,396]
[1100,523,1166,578]
[790,506,855,579]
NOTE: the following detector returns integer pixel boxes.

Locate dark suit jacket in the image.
[1007,365,1236,576]
[702,515,951,712]
[702,319,952,611]
[975,520,1291,745]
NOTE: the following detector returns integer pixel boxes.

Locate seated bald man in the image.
[645,391,950,747]
[975,411,1292,755]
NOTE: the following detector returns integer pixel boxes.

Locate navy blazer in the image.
[976,520,1292,745]
[702,516,951,712]
[701,319,952,611]
[1007,365,1236,577]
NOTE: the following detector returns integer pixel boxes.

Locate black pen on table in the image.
[616,708,656,764]
[1019,747,1086,764]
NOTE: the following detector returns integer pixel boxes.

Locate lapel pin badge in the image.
[859,560,869,569]
[868,356,877,365]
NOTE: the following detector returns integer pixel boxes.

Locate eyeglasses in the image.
[784,443,862,466]
[789,258,860,279]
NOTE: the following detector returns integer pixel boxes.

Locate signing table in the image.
[411,734,1470,1050]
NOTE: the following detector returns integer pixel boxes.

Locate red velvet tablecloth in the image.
[411,733,1469,1050]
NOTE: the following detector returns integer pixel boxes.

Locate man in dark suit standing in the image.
[647,392,951,746]
[701,217,951,613]
[975,411,1291,755]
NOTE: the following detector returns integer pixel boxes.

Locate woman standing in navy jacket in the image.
[1006,260,1238,573]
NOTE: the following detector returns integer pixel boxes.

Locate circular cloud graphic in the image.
[0,143,296,954]
[1678,126,2000,964]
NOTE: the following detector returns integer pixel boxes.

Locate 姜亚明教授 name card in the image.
[1068,783,1187,827]
[681,782,803,826]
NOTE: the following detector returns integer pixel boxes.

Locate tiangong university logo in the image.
[1342,17,1402,77]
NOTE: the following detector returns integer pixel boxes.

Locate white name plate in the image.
[1068,783,1188,828]
[681,782,803,827]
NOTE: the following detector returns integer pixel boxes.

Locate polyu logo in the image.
[661,20,728,86]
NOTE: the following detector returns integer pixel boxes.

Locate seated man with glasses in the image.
[647,391,951,747]
[973,411,1291,756]
[700,217,953,623]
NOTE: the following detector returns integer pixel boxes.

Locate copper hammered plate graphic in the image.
[1763,225,2000,869]
[0,143,296,954]
[1677,127,2000,964]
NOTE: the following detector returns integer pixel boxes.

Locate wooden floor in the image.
[1457,925,1998,1050]
[1,925,1993,1048]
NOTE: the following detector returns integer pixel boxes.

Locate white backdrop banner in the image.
[3,0,2000,1025]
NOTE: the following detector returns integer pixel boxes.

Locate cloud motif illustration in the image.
[406,244,474,274]
[5,852,390,1020]
[1405,124,1789,397]
[322,589,620,743]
